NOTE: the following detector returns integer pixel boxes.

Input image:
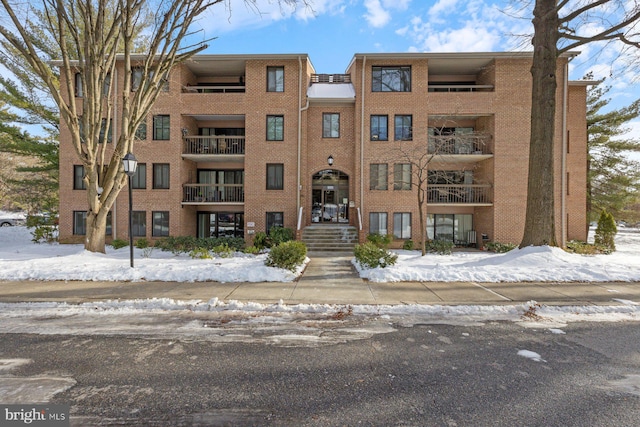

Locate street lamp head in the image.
[327,155,334,166]
[122,153,138,177]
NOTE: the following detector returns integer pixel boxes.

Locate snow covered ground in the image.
[0,218,638,283]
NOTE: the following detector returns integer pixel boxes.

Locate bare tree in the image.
[521,0,640,247]
[0,0,310,252]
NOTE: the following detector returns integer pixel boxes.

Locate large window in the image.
[369,212,388,235]
[153,163,170,189]
[427,214,473,245]
[73,165,86,190]
[135,120,147,140]
[370,115,388,141]
[267,66,284,92]
[266,163,284,190]
[153,115,170,140]
[73,211,87,235]
[131,67,143,91]
[394,115,412,141]
[132,211,146,237]
[372,66,411,92]
[266,212,284,233]
[197,212,244,238]
[393,212,411,239]
[323,113,340,138]
[132,163,146,189]
[394,164,411,190]
[152,211,170,237]
[369,163,388,190]
[266,115,284,141]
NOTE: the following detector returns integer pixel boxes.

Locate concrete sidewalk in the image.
[0,256,639,306]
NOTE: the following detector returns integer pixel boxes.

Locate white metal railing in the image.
[428,133,492,155]
[182,85,245,93]
[427,184,492,204]
[183,136,245,155]
[183,184,244,203]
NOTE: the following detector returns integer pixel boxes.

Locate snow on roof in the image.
[307,83,356,100]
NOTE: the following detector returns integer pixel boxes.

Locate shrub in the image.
[426,239,455,255]
[26,214,58,243]
[566,240,599,255]
[154,236,245,254]
[485,241,517,253]
[135,238,149,249]
[594,210,617,253]
[111,239,129,249]
[268,226,295,245]
[243,245,260,255]
[253,232,269,250]
[354,242,398,269]
[189,247,213,259]
[265,241,307,272]
[212,243,233,258]
[366,233,393,248]
[403,240,414,250]
[142,247,154,258]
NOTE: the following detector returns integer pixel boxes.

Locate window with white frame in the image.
[323,113,340,138]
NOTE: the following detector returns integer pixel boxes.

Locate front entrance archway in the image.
[311,169,349,224]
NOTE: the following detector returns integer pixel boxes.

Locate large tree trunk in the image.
[520,0,559,248]
[85,210,107,253]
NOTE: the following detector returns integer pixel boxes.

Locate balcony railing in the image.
[310,74,351,84]
[428,134,492,155]
[428,84,494,92]
[427,184,492,204]
[182,84,245,93]
[183,184,244,203]
[183,136,245,155]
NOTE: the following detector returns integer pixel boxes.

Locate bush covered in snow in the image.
[265,241,307,272]
[354,242,397,269]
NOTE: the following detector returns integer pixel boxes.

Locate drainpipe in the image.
[360,56,366,235]
[561,58,569,247]
[297,56,309,230]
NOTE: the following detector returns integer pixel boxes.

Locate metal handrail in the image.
[427,184,492,204]
[183,183,244,203]
[183,136,245,155]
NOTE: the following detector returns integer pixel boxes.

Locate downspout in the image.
[112,68,118,238]
[297,56,309,230]
[360,56,366,232]
[561,58,569,247]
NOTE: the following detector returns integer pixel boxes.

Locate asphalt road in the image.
[1,317,640,426]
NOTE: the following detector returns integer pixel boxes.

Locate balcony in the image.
[182,136,245,163]
[182,84,245,93]
[428,133,493,164]
[182,184,244,205]
[427,184,492,205]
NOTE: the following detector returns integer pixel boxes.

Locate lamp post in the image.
[122,153,138,268]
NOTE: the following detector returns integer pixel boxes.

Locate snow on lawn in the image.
[0,220,639,283]
[355,229,640,283]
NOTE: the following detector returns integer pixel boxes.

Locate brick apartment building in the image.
[58,52,589,248]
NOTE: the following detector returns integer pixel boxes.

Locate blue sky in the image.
[195,0,640,108]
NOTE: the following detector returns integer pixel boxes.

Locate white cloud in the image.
[363,0,391,28]
[428,0,459,17]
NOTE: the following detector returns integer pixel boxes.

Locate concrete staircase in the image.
[301,225,358,256]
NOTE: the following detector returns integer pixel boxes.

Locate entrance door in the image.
[311,170,349,224]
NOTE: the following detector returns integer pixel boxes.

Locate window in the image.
[105,211,112,236]
[73,165,86,190]
[370,115,388,141]
[393,213,411,239]
[266,115,284,141]
[153,115,170,140]
[152,211,170,237]
[394,115,412,141]
[267,66,284,92]
[266,163,284,190]
[74,72,83,97]
[135,120,147,140]
[153,163,170,189]
[197,212,244,238]
[132,211,146,237]
[394,164,411,190]
[369,212,388,235]
[100,118,112,143]
[73,211,87,235]
[369,164,388,190]
[427,214,473,244]
[131,67,143,91]
[132,163,146,189]
[266,212,284,233]
[372,66,411,92]
[323,113,340,138]
[103,72,111,96]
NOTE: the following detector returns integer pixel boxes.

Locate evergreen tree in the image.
[587,77,640,223]
[594,209,617,253]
